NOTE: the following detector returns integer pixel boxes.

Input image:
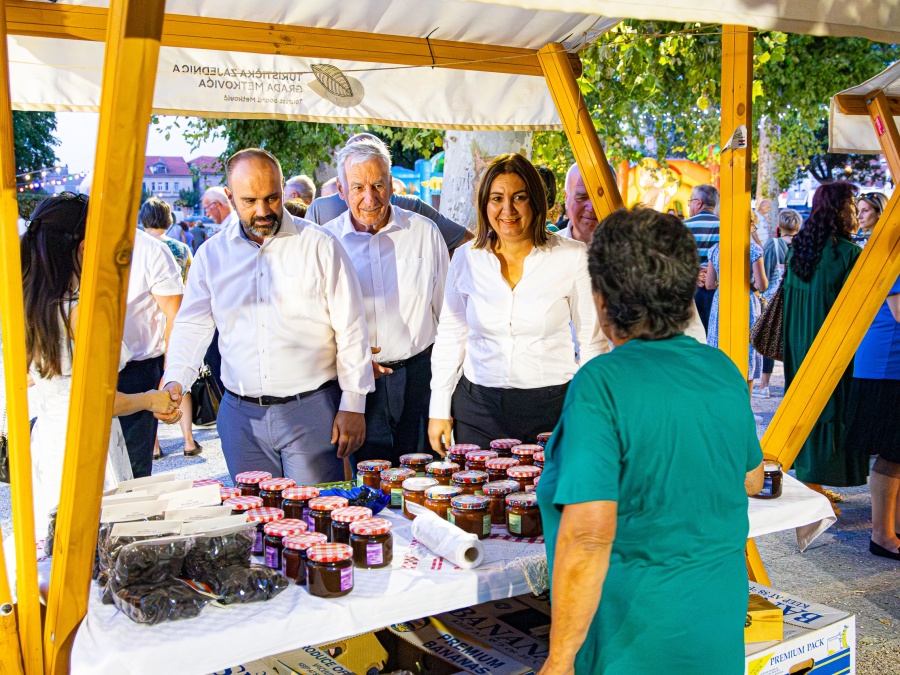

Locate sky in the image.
[53,113,228,174]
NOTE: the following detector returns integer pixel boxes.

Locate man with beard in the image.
[557,163,598,244]
[162,148,374,484]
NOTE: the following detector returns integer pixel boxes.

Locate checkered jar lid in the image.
[380,467,416,482]
[490,438,522,450]
[283,532,328,551]
[193,478,223,488]
[306,543,353,563]
[357,459,392,473]
[220,487,242,501]
[224,495,263,511]
[308,496,349,512]
[424,486,463,500]
[485,457,520,470]
[259,477,296,491]
[331,506,373,523]
[400,453,433,466]
[349,517,392,536]
[451,495,490,510]
[507,465,542,478]
[506,492,539,508]
[511,444,541,457]
[447,444,481,454]
[234,471,273,485]
[482,480,520,495]
[426,461,460,475]
[465,450,498,462]
[533,450,545,463]
[263,519,308,537]
[246,507,284,523]
[451,470,489,485]
[282,486,320,501]
[536,432,553,443]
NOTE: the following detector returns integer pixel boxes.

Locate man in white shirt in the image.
[163,149,374,484]
[557,163,598,244]
[201,186,238,235]
[323,139,449,464]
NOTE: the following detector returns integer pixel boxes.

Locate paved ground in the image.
[1,362,898,672]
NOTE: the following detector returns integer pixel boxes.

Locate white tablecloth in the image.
[747,472,836,551]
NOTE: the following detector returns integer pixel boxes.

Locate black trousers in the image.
[116,355,164,479]
[694,286,716,335]
[451,375,569,449]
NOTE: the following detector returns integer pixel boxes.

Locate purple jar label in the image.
[366,542,383,566]
[253,530,264,555]
[265,543,280,569]
[340,565,353,591]
[304,508,314,530]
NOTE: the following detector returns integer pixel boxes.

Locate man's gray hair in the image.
[203,186,229,205]
[337,138,392,187]
[692,184,718,210]
[285,175,316,203]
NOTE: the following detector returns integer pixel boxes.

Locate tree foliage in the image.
[13,111,59,174]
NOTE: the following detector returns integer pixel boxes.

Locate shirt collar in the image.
[228,207,299,244]
[338,204,404,238]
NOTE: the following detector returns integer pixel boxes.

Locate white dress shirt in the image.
[322,206,449,363]
[163,210,375,413]
[556,225,573,239]
[429,236,608,419]
[124,229,184,361]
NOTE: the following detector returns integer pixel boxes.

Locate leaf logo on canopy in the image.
[309,64,365,108]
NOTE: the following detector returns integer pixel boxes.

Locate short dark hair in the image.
[283,198,308,218]
[139,197,172,230]
[225,148,283,188]
[589,207,700,340]
[474,154,548,249]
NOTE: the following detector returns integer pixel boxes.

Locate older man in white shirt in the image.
[163,149,374,484]
[323,139,449,464]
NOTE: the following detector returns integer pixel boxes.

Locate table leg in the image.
[745,539,771,585]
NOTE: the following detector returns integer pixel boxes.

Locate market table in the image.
[747,472,836,551]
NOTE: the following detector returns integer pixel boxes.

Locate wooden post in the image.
[0,0,40,671]
[718,25,754,377]
[42,1,166,672]
[538,42,625,219]
[763,92,900,469]
[616,160,630,206]
[745,539,771,585]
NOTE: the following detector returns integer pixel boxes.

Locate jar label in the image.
[447,512,455,525]
[509,513,522,534]
[416,471,426,477]
[760,477,773,497]
[474,489,484,496]
[253,530,264,555]
[390,488,402,507]
[366,542,384,566]
[483,515,491,536]
[356,475,364,487]
[265,543,280,569]
[340,565,353,591]
[304,508,314,530]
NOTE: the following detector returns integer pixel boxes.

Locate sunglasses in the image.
[858,192,885,213]
[27,192,89,235]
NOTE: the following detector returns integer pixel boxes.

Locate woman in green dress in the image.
[537,208,764,675]
[782,182,866,492]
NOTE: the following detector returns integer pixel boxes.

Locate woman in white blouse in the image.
[428,154,607,452]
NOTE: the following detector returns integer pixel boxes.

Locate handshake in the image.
[145,381,186,424]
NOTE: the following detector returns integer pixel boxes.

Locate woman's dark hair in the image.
[789,182,857,282]
[139,197,172,231]
[21,193,89,378]
[474,153,548,249]
[535,165,557,206]
[588,207,699,340]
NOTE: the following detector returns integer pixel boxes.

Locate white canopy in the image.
[829,62,900,154]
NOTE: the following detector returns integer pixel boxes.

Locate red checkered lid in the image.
[225,495,264,511]
[507,465,542,478]
[357,459,392,473]
[490,438,522,450]
[246,507,284,523]
[482,480,520,495]
[220,487,242,501]
[533,450,545,463]
[425,485,463,500]
[263,518,308,537]
[307,542,353,563]
[452,470,489,485]
[447,444,480,454]
[331,506,373,523]
[506,492,538,508]
[536,432,553,442]
[402,477,439,492]
[282,486,320,501]
[349,517,392,536]
[283,532,328,551]
[193,478,224,488]
[426,461,460,475]
[308,496,349,512]
[259,477,296,491]
[235,471,273,485]
[400,453,433,466]
[451,494,490,510]
[381,467,416,482]
[466,450,498,462]
[511,444,541,456]
[534,474,541,487]
[485,457,520,470]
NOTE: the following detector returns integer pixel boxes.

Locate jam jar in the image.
[306,543,354,598]
[449,495,492,539]
[511,444,540,466]
[490,438,522,458]
[381,468,416,508]
[465,450,498,472]
[193,478,223,489]
[507,464,542,492]
[425,461,460,486]
[282,532,327,585]
[400,453,433,476]
[234,471,273,497]
[752,461,784,500]
[533,450,545,470]
[357,460,392,489]
[307,496,349,540]
[263,519,307,569]
[219,487,242,503]
[423,486,462,520]
[258,477,296,509]
[482,480,519,525]
[349,517,393,569]
[506,492,542,537]
[246,507,284,555]
[281,486,320,522]
[225,495,263,516]
[446,444,480,466]
[485,457,520,483]
[330,506,373,544]
[451,470,489,496]
[536,431,552,447]
[401,477,439,519]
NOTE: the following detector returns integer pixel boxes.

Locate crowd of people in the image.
[13,131,899,672]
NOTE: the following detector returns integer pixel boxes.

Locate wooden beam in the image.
[833,92,900,117]
[745,539,771,585]
[718,25,754,378]
[5,0,583,79]
[538,42,624,220]
[0,0,39,671]
[42,1,166,672]
[762,92,900,471]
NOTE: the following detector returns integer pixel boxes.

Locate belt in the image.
[378,344,433,372]
[225,379,336,406]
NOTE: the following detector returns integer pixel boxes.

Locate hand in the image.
[162,381,184,406]
[427,418,453,456]
[371,347,393,380]
[145,390,183,424]
[331,411,366,459]
[538,659,575,675]
[697,267,707,288]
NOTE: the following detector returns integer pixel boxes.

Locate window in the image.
[174,182,179,191]
[165,182,169,191]
[151,182,155,191]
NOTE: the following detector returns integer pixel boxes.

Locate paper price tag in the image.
[112,473,176,494]
[165,505,233,522]
[140,480,194,498]
[101,500,167,523]
[110,520,182,537]
[160,484,221,510]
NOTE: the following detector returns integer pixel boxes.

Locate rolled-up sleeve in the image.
[429,250,469,419]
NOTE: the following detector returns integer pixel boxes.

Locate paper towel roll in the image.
[408,501,485,569]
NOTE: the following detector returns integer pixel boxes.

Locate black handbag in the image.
[191,362,222,427]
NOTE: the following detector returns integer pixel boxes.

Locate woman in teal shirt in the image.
[537,208,764,675]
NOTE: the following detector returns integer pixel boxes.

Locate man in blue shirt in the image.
[684,184,720,332]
